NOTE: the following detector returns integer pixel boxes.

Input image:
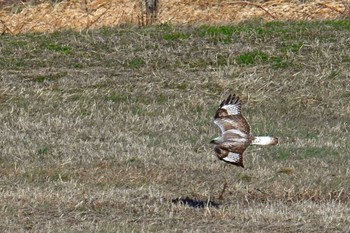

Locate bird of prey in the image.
[211,94,278,167]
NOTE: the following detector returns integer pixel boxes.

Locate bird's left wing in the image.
[213,94,250,135]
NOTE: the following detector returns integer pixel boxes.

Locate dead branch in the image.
[317,3,343,14]
[340,0,350,18]
[87,6,110,29]
[228,1,276,19]
[0,19,13,35]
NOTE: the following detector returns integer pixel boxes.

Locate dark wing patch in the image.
[215,94,241,118]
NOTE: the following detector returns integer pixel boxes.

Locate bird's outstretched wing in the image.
[214,140,248,167]
[213,94,250,135]
[212,94,251,167]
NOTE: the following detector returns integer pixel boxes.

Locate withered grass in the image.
[0,21,350,232]
[0,0,347,34]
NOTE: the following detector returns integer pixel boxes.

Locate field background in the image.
[0,0,348,34]
[1,0,350,232]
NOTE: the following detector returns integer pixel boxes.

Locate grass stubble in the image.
[0,21,350,232]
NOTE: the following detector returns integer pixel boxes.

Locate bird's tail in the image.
[251,136,278,145]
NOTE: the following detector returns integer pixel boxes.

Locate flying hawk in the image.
[211,94,278,167]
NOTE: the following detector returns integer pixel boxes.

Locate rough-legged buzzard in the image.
[211,94,278,167]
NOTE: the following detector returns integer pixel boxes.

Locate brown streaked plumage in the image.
[211,94,278,167]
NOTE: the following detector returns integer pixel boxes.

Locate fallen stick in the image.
[228,1,276,19]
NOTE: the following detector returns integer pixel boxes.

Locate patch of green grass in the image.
[37,146,49,155]
[129,105,147,116]
[216,54,230,66]
[275,146,339,161]
[105,94,129,103]
[98,26,117,36]
[32,72,67,83]
[274,148,292,161]
[9,40,29,48]
[306,132,319,140]
[155,94,168,104]
[270,56,291,69]
[197,25,244,43]
[198,25,236,36]
[71,62,85,68]
[125,157,143,165]
[186,58,209,69]
[163,32,190,40]
[42,42,72,55]
[323,20,350,30]
[264,21,305,35]
[238,173,253,182]
[280,42,303,53]
[14,59,27,68]
[127,57,146,69]
[342,55,350,64]
[326,70,340,80]
[302,147,338,159]
[236,50,269,65]
[175,83,187,90]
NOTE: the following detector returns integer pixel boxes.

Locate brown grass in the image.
[0,20,350,232]
[0,0,347,34]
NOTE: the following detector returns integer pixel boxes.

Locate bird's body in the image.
[211,94,278,167]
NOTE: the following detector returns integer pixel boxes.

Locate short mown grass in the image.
[0,20,350,232]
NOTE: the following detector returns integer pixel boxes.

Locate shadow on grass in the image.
[171,197,220,209]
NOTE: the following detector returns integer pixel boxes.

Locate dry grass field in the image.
[0,0,348,34]
[1,14,350,233]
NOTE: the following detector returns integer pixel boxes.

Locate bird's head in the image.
[210,136,224,145]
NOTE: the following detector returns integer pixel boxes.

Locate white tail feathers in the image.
[251,136,278,145]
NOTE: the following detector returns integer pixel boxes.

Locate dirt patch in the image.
[0,0,348,34]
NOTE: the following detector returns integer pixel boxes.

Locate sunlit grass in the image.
[0,20,350,232]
